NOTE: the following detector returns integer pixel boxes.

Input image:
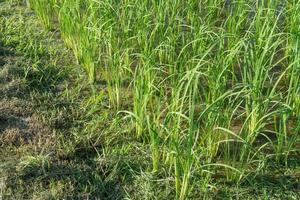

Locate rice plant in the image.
[26,0,300,198]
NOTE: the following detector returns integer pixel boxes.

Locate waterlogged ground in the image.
[0,1,299,200]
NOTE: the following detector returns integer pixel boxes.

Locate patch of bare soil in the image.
[0,100,54,147]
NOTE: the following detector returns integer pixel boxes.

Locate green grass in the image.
[1,0,299,199]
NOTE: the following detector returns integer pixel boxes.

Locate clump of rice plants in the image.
[27,0,300,198]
